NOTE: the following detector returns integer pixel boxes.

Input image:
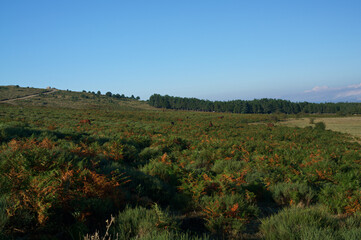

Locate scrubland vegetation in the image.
[1,87,361,239]
[0,85,51,101]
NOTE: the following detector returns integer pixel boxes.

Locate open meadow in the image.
[3,1,361,239]
[279,117,361,138]
[0,89,361,239]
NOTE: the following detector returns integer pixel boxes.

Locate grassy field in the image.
[279,116,361,138]
[0,85,51,101]
[1,86,361,239]
[1,86,154,111]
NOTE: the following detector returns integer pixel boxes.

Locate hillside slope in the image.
[0,86,155,111]
[0,85,52,101]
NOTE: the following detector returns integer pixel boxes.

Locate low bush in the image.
[0,196,8,233]
[111,204,178,239]
[260,206,361,240]
[201,193,258,238]
[314,121,326,130]
[270,182,315,207]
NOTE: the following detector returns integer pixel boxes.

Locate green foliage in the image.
[0,85,50,101]
[270,182,315,207]
[0,100,361,239]
[261,207,361,240]
[211,159,245,174]
[0,196,8,233]
[111,205,177,239]
[138,231,211,240]
[107,205,210,240]
[149,93,361,114]
[201,194,258,237]
[314,121,326,130]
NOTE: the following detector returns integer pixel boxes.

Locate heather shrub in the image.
[211,159,245,174]
[185,149,218,171]
[261,207,335,240]
[139,231,211,240]
[315,121,326,130]
[139,146,163,162]
[122,167,185,209]
[261,206,361,240]
[201,193,258,238]
[86,214,211,240]
[111,204,178,239]
[1,102,361,238]
[0,123,33,142]
[270,182,315,207]
[141,158,182,186]
[318,183,349,214]
[0,196,8,233]
[339,229,361,240]
[299,226,338,239]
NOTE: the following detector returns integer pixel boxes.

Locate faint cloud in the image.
[313,83,361,101]
[285,83,361,102]
[304,86,330,93]
[335,89,361,98]
[346,83,361,89]
[334,83,361,100]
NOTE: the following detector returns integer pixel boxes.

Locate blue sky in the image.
[1,1,361,102]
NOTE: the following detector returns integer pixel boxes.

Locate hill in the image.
[1,86,361,239]
[0,85,52,101]
[0,85,154,111]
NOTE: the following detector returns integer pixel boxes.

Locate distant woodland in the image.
[149,94,361,114]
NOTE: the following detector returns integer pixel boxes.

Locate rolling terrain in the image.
[0,86,361,239]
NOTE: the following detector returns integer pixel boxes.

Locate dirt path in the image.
[0,89,59,103]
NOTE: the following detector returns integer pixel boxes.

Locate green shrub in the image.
[141,159,181,186]
[87,214,210,240]
[139,147,162,162]
[123,168,183,208]
[201,194,258,238]
[299,226,337,239]
[261,207,336,240]
[111,205,178,239]
[211,159,245,174]
[2,99,361,239]
[270,182,315,207]
[139,231,210,240]
[314,121,326,130]
[339,228,361,240]
[0,123,33,142]
[0,196,8,233]
[261,206,361,240]
[318,183,348,214]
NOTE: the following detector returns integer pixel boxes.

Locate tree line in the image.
[148,94,361,114]
[82,90,140,100]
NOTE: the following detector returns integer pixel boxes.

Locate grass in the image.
[1,86,361,239]
[0,85,50,101]
[1,86,154,111]
[260,206,361,240]
[279,116,361,138]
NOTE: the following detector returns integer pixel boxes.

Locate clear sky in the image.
[1,0,361,102]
